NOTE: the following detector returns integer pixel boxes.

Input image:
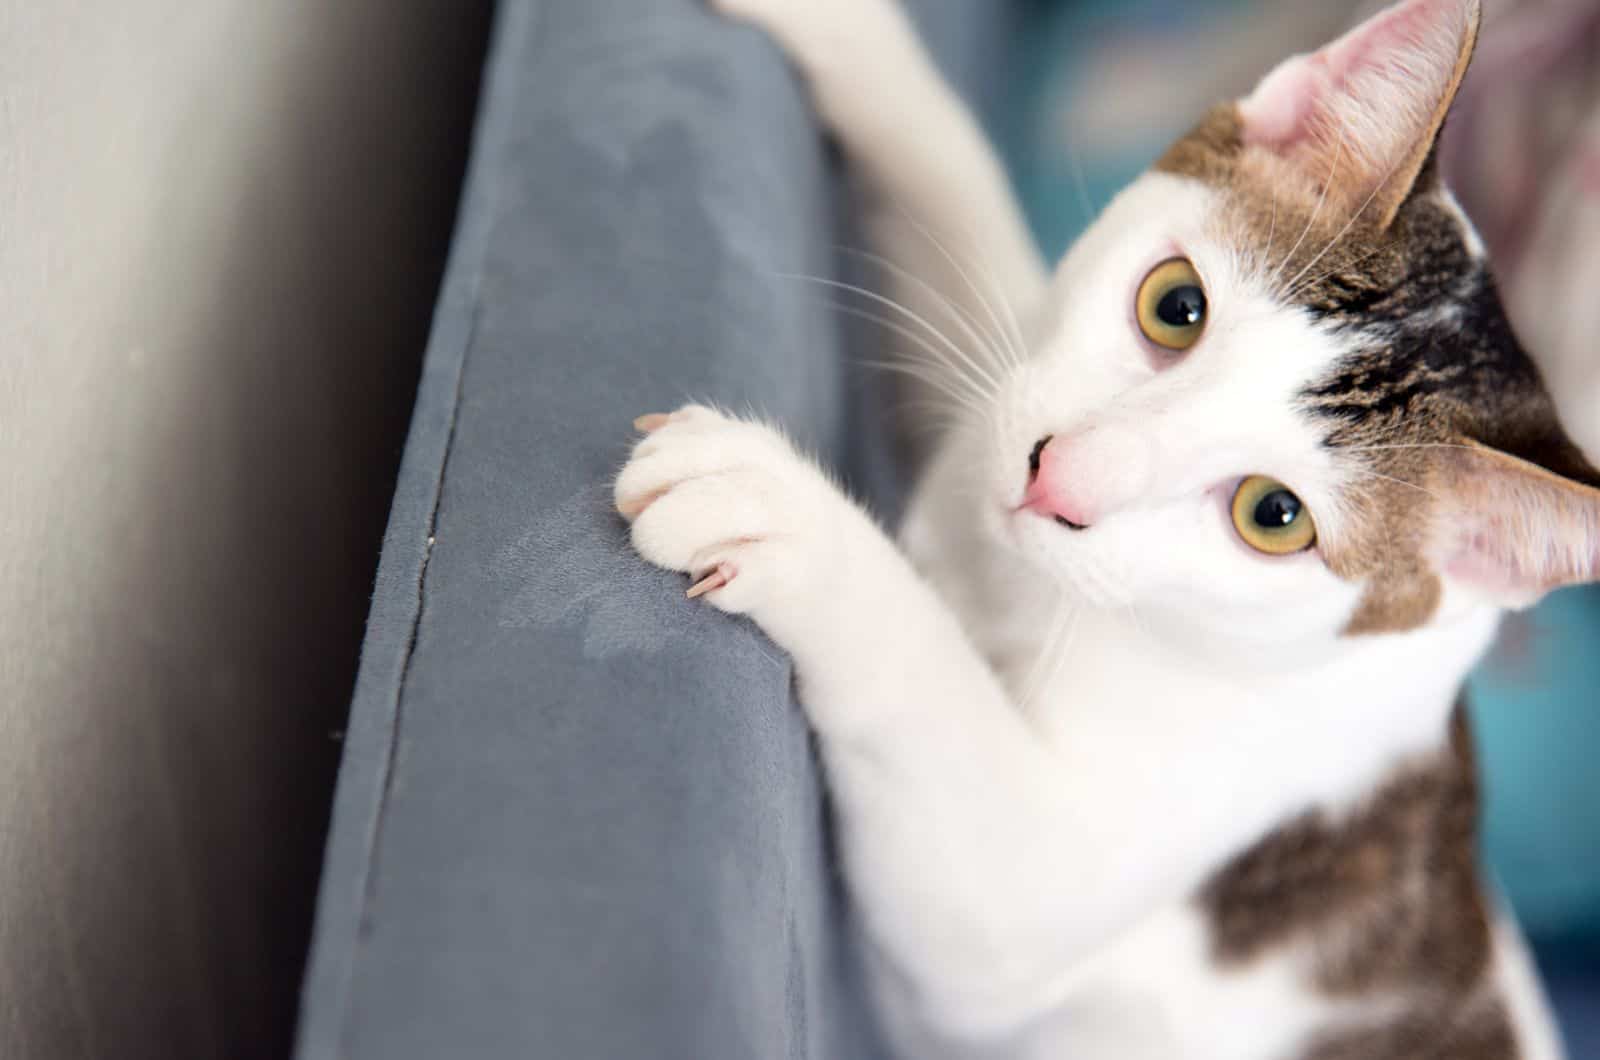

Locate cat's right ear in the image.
[1237,0,1480,230]
[1428,442,1600,609]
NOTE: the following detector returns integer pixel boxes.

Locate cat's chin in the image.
[990,514,1140,613]
[990,502,1057,562]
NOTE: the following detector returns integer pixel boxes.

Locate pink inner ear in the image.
[1239,57,1319,149]
[1430,443,1600,608]
[1239,0,1469,155]
[1442,530,1544,607]
[1442,523,1598,609]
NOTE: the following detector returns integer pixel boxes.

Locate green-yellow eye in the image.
[1136,257,1207,350]
[1231,476,1317,555]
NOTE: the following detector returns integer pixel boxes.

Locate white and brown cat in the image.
[614,0,1592,1056]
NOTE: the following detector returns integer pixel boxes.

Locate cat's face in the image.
[987,170,1369,654]
[979,0,1600,656]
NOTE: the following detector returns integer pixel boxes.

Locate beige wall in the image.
[0,2,490,1056]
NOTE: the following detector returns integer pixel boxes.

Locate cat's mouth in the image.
[1009,497,1089,532]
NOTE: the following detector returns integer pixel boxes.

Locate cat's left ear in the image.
[1238,0,1480,230]
[1429,443,1600,608]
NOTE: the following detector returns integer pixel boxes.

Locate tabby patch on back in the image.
[1202,705,1514,1057]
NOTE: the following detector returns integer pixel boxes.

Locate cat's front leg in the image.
[616,406,1117,1041]
[711,0,1047,323]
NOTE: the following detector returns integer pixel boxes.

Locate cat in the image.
[613,0,1593,1056]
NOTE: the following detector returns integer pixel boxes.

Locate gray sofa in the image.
[295,2,1011,1056]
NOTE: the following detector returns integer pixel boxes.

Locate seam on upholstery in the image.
[346,0,546,981]
[335,10,527,1052]
[335,292,481,1054]
[290,3,539,1057]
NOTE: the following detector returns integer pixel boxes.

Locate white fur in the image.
[615,1,1567,1056]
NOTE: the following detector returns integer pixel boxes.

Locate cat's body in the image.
[615,0,1592,1056]
[901,430,1553,1060]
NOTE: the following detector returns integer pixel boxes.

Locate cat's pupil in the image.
[1253,490,1301,529]
[1156,285,1205,329]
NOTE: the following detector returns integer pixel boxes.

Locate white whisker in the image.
[1280,150,1407,299]
[780,272,1001,401]
[1285,245,1384,304]
[1019,585,1076,715]
[1270,121,1347,290]
[1340,442,1481,454]
[891,208,1030,372]
[837,246,1013,388]
[1347,466,1445,503]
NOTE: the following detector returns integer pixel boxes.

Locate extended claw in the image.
[633,413,672,433]
[686,562,737,599]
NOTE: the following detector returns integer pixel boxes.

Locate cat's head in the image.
[989,0,1600,653]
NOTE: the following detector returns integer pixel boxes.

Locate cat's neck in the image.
[1022,600,1495,786]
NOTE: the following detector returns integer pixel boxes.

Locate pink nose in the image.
[1022,436,1095,529]
[1021,427,1154,530]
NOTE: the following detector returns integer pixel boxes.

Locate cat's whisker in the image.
[1029,609,1079,715]
[1339,442,1484,454]
[891,207,1030,373]
[964,249,1030,373]
[830,302,999,419]
[1081,557,1130,610]
[1065,118,1096,230]
[824,297,983,387]
[887,392,1006,438]
[855,350,991,415]
[830,274,1003,400]
[1019,584,1077,715]
[1269,120,1347,291]
[1347,466,1446,504]
[1279,157,1400,298]
[1016,587,1064,708]
[858,355,996,429]
[1284,245,1384,304]
[890,404,976,441]
[1120,597,1151,637]
[836,246,1015,388]
[782,273,1001,402]
[882,196,1030,372]
[1263,181,1279,278]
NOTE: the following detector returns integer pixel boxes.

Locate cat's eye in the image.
[1136,257,1207,351]
[1231,476,1317,555]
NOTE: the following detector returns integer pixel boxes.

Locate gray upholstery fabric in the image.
[295,1,1010,1057]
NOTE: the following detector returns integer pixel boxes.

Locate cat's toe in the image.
[632,412,672,434]
[627,469,778,572]
[615,405,830,614]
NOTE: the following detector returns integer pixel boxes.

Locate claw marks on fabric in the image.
[1199,704,1517,1059]
[492,486,687,658]
[491,485,761,660]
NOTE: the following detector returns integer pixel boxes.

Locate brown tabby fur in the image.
[1157,106,1600,634]
[1201,706,1515,1057]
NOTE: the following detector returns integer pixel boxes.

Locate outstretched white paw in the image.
[615,405,847,618]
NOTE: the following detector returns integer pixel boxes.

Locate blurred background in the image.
[1,0,1595,1056]
[0,2,492,1057]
